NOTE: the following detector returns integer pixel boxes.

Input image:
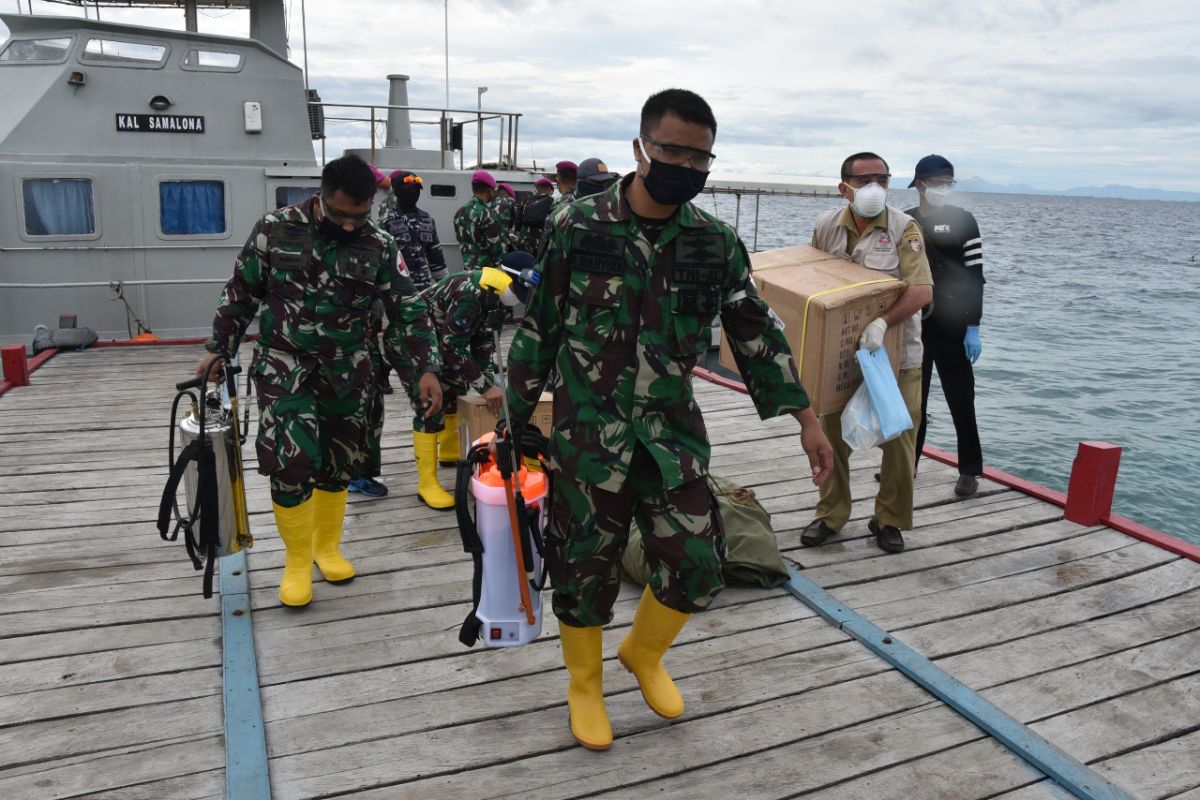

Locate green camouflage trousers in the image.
[547,444,726,627]
[253,365,371,507]
[403,379,460,434]
[359,332,385,478]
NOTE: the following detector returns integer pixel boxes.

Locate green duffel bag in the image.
[621,473,790,589]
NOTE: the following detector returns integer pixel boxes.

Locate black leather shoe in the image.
[954,474,979,498]
[380,382,394,395]
[868,517,905,553]
[801,519,838,547]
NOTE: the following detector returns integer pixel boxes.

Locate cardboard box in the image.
[457,391,554,457]
[720,244,906,416]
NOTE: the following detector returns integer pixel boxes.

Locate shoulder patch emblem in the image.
[908,238,923,254]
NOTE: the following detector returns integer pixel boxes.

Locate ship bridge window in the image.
[430,185,457,198]
[181,49,243,72]
[275,186,319,209]
[0,37,74,64]
[81,38,167,67]
[160,180,226,236]
[21,178,95,237]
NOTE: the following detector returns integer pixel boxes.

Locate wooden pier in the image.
[2,345,1198,799]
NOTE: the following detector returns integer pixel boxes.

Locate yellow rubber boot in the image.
[559,624,612,751]
[438,413,460,466]
[272,498,315,607]
[617,586,690,719]
[312,488,355,583]
[413,431,455,510]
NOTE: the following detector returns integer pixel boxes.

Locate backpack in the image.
[620,474,790,589]
[520,195,554,228]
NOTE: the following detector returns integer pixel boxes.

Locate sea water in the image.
[707,190,1200,545]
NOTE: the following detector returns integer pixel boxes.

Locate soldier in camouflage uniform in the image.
[198,155,443,608]
[553,159,578,208]
[515,177,556,253]
[379,170,449,292]
[394,253,539,509]
[503,90,833,751]
[492,182,518,238]
[347,297,390,497]
[453,169,510,269]
[542,160,579,242]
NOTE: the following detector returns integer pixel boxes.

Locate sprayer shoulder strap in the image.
[157,439,202,540]
[455,452,488,647]
[157,435,220,597]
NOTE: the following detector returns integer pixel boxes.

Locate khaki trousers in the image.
[815,367,923,531]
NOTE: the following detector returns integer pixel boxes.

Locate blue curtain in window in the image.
[23,179,95,236]
[160,181,225,235]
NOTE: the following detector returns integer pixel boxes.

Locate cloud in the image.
[4,0,1198,191]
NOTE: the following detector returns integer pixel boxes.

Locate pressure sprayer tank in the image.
[471,443,546,647]
[177,397,245,558]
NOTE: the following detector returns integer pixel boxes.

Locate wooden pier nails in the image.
[1,344,30,387]
[1064,441,1123,526]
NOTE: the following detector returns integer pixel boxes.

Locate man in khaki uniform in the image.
[804,152,933,553]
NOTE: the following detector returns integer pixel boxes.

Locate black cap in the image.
[501,250,538,303]
[909,154,954,187]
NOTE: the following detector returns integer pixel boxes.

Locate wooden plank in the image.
[0,735,225,799]
[297,637,1200,800]
[0,695,222,772]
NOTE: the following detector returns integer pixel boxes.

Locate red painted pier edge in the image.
[691,366,1200,564]
[0,349,57,397]
[0,335,224,396]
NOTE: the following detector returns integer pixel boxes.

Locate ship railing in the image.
[309,101,522,171]
[701,183,841,252]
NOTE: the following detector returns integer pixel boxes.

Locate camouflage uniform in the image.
[505,175,811,627]
[491,193,518,237]
[206,196,440,507]
[542,191,576,241]
[392,270,504,434]
[377,190,396,221]
[379,207,448,292]
[453,196,508,269]
[360,298,386,478]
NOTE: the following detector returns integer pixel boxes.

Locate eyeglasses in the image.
[640,135,716,171]
[402,175,423,185]
[844,173,891,188]
[319,193,372,228]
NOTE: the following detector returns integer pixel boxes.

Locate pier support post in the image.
[1,345,29,387]
[1064,441,1122,525]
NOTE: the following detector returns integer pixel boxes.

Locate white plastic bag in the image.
[840,346,915,451]
[858,347,914,442]
[840,382,884,451]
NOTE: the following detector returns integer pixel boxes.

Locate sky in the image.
[3,0,1199,191]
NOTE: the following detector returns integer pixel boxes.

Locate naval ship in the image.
[0,0,539,350]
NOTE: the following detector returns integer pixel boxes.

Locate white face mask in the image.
[923,184,953,208]
[851,182,887,218]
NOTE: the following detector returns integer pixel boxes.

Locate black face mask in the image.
[394,186,421,211]
[640,157,708,206]
[318,218,365,243]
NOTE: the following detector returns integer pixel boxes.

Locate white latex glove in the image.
[860,317,888,352]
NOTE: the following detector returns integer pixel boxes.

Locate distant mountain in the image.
[944,177,1200,202]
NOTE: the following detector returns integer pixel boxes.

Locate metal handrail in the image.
[310,101,523,170]
[0,279,229,288]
